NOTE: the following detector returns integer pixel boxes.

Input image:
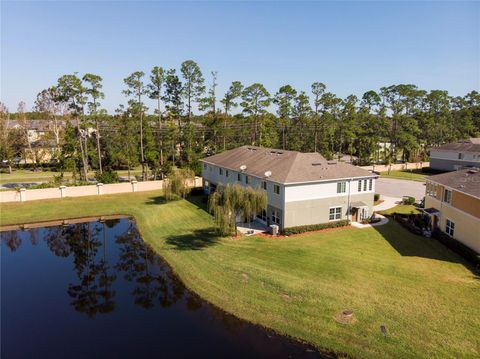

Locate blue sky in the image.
[1,1,479,113]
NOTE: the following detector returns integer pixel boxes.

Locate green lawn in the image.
[1,192,478,358]
[0,168,142,184]
[379,204,422,215]
[380,169,427,182]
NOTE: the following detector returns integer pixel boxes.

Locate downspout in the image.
[347,178,352,222]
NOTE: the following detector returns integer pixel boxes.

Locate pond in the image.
[1,218,328,358]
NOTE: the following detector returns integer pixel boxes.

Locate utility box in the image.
[270,224,279,236]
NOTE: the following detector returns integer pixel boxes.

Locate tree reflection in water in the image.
[114,221,185,309]
[1,218,192,317]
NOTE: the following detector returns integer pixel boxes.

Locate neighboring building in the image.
[429,138,480,171]
[201,146,377,230]
[424,168,480,253]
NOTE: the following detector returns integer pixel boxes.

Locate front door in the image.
[352,208,358,222]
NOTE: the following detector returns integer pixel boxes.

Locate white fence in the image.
[0,177,201,203]
[360,162,430,173]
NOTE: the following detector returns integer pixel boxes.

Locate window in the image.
[203,163,207,169]
[426,182,437,197]
[363,179,367,191]
[226,170,229,177]
[446,219,455,236]
[369,179,373,191]
[271,210,280,224]
[458,153,464,160]
[245,175,250,184]
[358,180,362,192]
[273,184,280,194]
[257,209,267,222]
[219,168,223,175]
[337,181,346,193]
[360,208,369,221]
[329,207,342,220]
[237,173,241,181]
[262,181,267,190]
[443,189,452,204]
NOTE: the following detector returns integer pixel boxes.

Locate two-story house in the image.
[424,168,480,253]
[429,138,480,171]
[201,146,377,230]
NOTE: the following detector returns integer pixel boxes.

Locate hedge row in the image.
[281,220,350,236]
[432,229,480,266]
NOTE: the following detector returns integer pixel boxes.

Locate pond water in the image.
[1,218,328,358]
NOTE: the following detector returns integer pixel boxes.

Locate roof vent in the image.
[240,165,247,171]
[327,161,337,165]
[270,151,283,155]
[247,147,257,152]
[264,171,272,178]
[312,162,323,166]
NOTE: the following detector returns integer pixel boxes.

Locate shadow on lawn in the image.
[373,222,479,276]
[165,228,220,251]
[145,196,167,205]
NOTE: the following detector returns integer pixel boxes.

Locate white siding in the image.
[284,178,375,203]
[431,149,480,162]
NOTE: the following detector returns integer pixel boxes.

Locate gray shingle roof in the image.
[202,146,375,184]
[431,138,480,153]
[427,168,480,198]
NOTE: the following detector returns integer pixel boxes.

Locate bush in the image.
[432,229,480,266]
[402,196,416,205]
[95,169,119,184]
[281,220,350,236]
[374,193,380,202]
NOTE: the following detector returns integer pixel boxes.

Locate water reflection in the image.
[1,219,328,358]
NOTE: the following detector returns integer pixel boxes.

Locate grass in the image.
[380,169,427,182]
[0,168,142,184]
[379,204,422,215]
[1,192,479,358]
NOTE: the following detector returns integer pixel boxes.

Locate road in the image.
[375,178,426,200]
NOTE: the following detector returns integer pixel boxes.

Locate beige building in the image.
[201,146,377,230]
[424,168,480,253]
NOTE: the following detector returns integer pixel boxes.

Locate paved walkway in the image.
[374,195,402,211]
[375,178,425,200]
[351,213,389,229]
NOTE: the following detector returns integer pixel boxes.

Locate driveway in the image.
[375,178,425,200]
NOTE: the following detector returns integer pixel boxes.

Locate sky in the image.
[1,1,479,114]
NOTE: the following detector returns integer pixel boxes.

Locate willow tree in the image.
[208,184,267,236]
[164,168,195,200]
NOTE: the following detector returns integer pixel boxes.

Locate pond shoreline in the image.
[1,215,338,358]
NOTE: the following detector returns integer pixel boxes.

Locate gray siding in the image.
[430,158,479,171]
[284,192,374,228]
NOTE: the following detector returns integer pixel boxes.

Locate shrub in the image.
[402,196,416,205]
[374,193,380,202]
[432,229,480,266]
[95,169,119,184]
[281,220,350,236]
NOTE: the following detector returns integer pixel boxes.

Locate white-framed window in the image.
[203,163,207,169]
[443,189,452,204]
[273,184,280,194]
[237,173,241,181]
[329,206,342,220]
[363,179,367,191]
[226,170,229,177]
[257,209,267,222]
[271,210,280,224]
[219,168,223,175]
[358,180,362,192]
[261,181,267,190]
[245,175,250,184]
[446,219,455,236]
[369,179,373,191]
[458,153,464,160]
[426,182,437,197]
[337,181,346,193]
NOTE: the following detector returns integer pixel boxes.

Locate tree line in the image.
[1,59,479,181]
